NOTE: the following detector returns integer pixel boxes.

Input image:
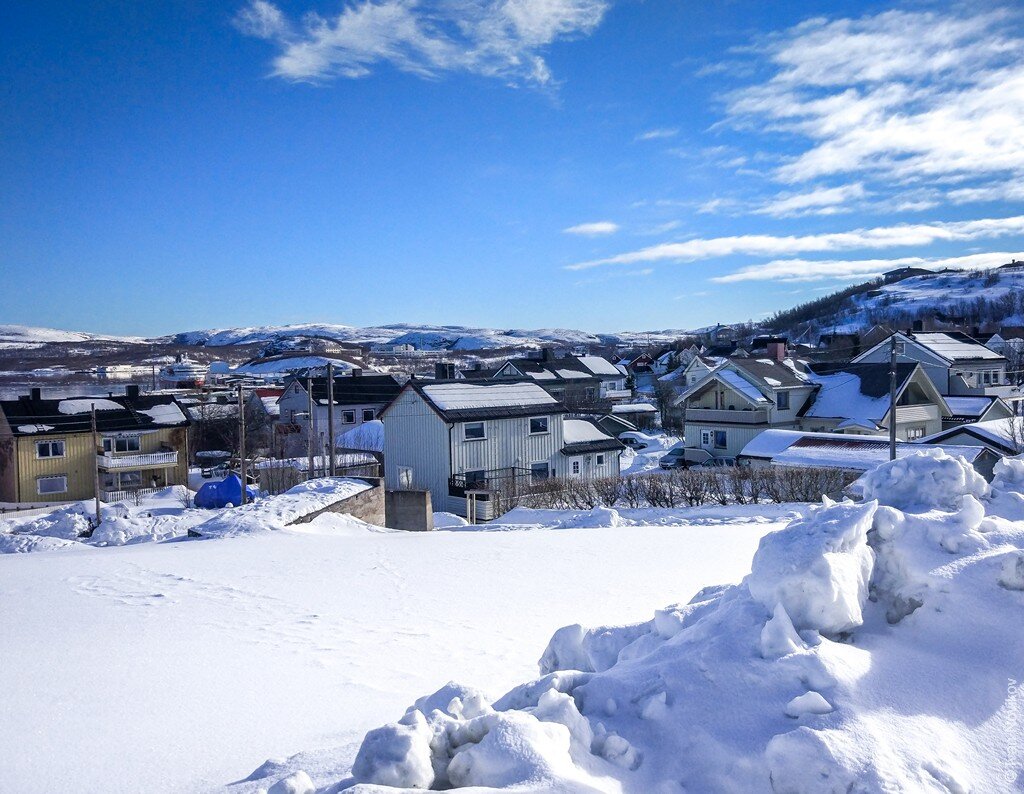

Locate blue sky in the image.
[3,0,1024,336]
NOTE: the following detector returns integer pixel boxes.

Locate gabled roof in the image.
[0,393,190,437]
[729,357,810,388]
[856,330,1005,366]
[497,354,622,383]
[921,418,1023,455]
[803,362,943,423]
[392,380,568,422]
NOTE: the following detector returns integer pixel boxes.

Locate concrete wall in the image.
[385,489,433,531]
[287,481,385,526]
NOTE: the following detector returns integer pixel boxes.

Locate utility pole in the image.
[237,384,247,505]
[90,405,101,526]
[889,335,899,461]
[326,363,336,477]
[306,376,315,481]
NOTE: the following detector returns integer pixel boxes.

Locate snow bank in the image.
[335,451,1024,792]
[191,478,372,538]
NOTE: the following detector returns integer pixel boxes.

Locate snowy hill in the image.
[0,324,142,348]
[772,266,1024,336]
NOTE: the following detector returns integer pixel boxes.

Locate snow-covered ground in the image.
[0,498,788,792]
[618,431,681,475]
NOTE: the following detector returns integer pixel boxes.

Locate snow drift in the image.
[306,450,1024,793]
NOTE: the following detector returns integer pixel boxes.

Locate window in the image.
[103,436,140,453]
[464,422,486,441]
[906,426,925,440]
[983,371,991,384]
[572,460,580,475]
[585,387,597,402]
[464,470,486,488]
[992,370,1001,384]
[776,391,790,410]
[530,462,550,482]
[118,471,143,489]
[362,409,375,422]
[714,430,728,449]
[596,454,605,465]
[701,430,712,447]
[529,416,549,434]
[37,475,67,495]
[398,466,414,489]
[35,440,65,459]
[342,410,356,424]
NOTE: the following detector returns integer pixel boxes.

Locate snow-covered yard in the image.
[0,499,789,792]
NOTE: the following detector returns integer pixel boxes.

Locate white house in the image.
[381,381,622,519]
[673,357,816,460]
[853,331,1013,397]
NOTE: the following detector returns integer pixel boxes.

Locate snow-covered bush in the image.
[340,451,1024,792]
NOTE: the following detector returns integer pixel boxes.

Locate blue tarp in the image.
[194,474,259,509]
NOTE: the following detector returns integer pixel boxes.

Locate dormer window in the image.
[776,391,790,410]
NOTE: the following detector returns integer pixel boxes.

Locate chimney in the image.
[29,387,41,401]
[125,384,140,399]
[766,337,787,362]
[541,346,555,362]
[435,362,456,380]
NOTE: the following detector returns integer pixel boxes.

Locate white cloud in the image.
[635,128,679,141]
[563,220,620,236]
[566,215,1024,270]
[711,252,1024,283]
[754,183,866,217]
[721,8,1024,199]
[234,0,610,85]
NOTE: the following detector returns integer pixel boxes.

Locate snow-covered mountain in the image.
[0,324,143,347]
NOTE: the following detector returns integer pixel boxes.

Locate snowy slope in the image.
[0,505,786,793]
[0,324,143,346]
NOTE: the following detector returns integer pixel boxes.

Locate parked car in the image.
[699,456,736,468]
[619,433,649,450]
[658,447,689,469]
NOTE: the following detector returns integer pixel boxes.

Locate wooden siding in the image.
[450,414,565,477]
[11,427,188,503]
[382,388,453,510]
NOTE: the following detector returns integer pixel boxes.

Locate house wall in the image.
[382,389,453,514]
[684,423,766,458]
[12,426,188,504]
[0,413,17,502]
[450,413,566,478]
[560,450,620,479]
[855,342,954,393]
[278,382,385,444]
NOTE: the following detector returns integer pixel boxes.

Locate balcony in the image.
[684,407,769,424]
[448,467,534,498]
[97,450,179,470]
[893,404,940,424]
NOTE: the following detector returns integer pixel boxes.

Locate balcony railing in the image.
[100,487,162,503]
[448,467,535,499]
[97,450,179,470]
[684,407,769,424]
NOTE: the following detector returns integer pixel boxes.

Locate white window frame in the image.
[906,426,926,440]
[530,461,550,482]
[103,435,141,454]
[341,410,356,424]
[37,475,68,495]
[118,470,143,489]
[463,421,486,441]
[596,454,605,465]
[701,429,712,447]
[571,460,580,475]
[35,440,65,459]
[529,416,549,435]
[362,408,375,422]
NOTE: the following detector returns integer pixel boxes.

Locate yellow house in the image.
[0,386,190,504]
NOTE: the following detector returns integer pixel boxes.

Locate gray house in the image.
[381,381,622,520]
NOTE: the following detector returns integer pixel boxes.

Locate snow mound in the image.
[191,478,372,538]
[344,451,1024,791]
[432,512,470,529]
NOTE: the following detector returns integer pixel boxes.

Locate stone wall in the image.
[385,489,433,532]
[287,481,385,527]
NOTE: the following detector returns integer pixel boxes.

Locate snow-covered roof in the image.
[137,403,188,425]
[717,369,771,405]
[562,418,613,444]
[421,382,558,411]
[577,356,623,376]
[336,419,384,452]
[944,396,996,417]
[58,398,122,414]
[912,332,1003,362]
[610,403,658,414]
[922,417,1023,453]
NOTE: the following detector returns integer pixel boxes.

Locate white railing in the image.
[100,487,162,503]
[97,451,178,469]
[685,408,770,424]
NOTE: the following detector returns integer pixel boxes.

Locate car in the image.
[658,447,689,469]
[619,433,649,450]
[699,456,737,468]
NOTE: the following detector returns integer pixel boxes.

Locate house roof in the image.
[944,396,999,419]
[298,374,404,406]
[730,357,809,388]
[911,331,1004,362]
[408,380,567,422]
[1,393,190,437]
[499,354,622,384]
[921,418,1022,455]
[560,418,624,455]
[803,362,923,423]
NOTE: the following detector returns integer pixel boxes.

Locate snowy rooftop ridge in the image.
[421,382,560,411]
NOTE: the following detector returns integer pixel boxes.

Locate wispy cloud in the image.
[722,8,1024,200]
[711,252,1023,283]
[754,183,866,217]
[566,215,1024,270]
[635,127,679,141]
[563,220,620,236]
[234,0,611,85]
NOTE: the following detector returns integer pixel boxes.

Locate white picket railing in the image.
[96,451,178,469]
[99,487,163,503]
